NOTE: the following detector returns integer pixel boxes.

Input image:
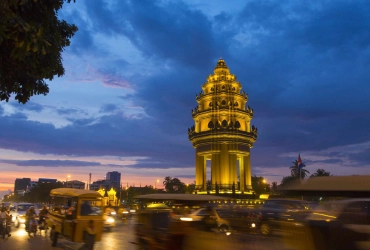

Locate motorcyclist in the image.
[39,205,49,229]
[0,207,11,237]
[25,206,37,232]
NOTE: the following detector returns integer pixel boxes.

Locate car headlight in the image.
[106,218,115,223]
[19,218,26,223]
[180,217,193,221]
[251,223,256,228]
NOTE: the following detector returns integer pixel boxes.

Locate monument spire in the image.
[188,59,258,194]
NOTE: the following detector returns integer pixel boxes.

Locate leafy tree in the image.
[251,175,270,194]
[0,0,78,103]
[126,187,136,206]
[290,160,310,178]
[23,181,64,202]
[310,169,332,177]
[271,181,279,195]
[162,176,185,193]
[280,175,296,187]
[185,182,195,194]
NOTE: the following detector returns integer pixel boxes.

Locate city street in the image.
[0,219,137,250]
[0,218,299,250]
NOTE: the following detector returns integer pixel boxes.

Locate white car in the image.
[9,203,35,228]
[178,208,230,232]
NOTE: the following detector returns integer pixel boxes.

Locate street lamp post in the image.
[66,175,71,187]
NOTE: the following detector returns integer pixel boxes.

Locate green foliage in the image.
[251,175,270,194]
[162,176,185,193]
[310,169,332,177]
[0,0,77,103]
[185,182,195,194]
[22,181,64,202]
[280,175,296,186]
[270,181,278,195]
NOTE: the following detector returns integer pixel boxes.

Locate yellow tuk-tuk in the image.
[47,188,104,247]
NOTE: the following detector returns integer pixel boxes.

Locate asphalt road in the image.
[0,218,136,250]
[0,218,299,250]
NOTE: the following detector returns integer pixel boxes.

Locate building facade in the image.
[106,171,121,190]
[188,59,258,192]
[14,178,31,194]
[65,180,85,189]
[89,179,111,191]
[38,178,57,183]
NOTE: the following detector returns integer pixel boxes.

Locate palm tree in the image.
[310,169,332,177]
[290,160,310,178]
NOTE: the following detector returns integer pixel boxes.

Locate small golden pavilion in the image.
[188,59,258,193]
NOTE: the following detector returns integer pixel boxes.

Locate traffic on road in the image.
[2,195,370,250]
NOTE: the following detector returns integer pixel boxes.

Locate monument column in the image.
[244,154,252,190]
[220,144,229,189]
[195,153,205,190]
[211,153,220,188]
[239,156,245,192]
[229,153,237,187]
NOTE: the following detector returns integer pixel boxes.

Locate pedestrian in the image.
[79,220,96,250]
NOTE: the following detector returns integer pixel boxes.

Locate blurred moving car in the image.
[9,203,35,228]
[178,207,261,233]
[103,214,116,231]
[117,206,132,220]
[306,199,370,250]
[224,209,261,233]
[258,199,310,235]
[178,207,230,232]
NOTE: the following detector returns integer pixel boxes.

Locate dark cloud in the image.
[57,108,85,115]
[175,174,195,179]
[9,102,44,112]
[0,110,193,169]
[118,94,134,100]
[0,159,101,167]
[100,103,118,113]
[348,149,370,166]
[82,0,222,70]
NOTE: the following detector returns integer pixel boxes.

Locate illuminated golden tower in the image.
[188,59,258,193]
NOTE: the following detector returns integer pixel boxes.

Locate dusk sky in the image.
[1,0,370,197]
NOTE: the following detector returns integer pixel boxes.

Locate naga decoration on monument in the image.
[188,59,258,193]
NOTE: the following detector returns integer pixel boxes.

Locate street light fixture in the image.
[155,179,159,189]
[66,175,71,187]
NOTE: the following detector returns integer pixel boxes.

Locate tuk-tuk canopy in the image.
[50,188,103,199]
